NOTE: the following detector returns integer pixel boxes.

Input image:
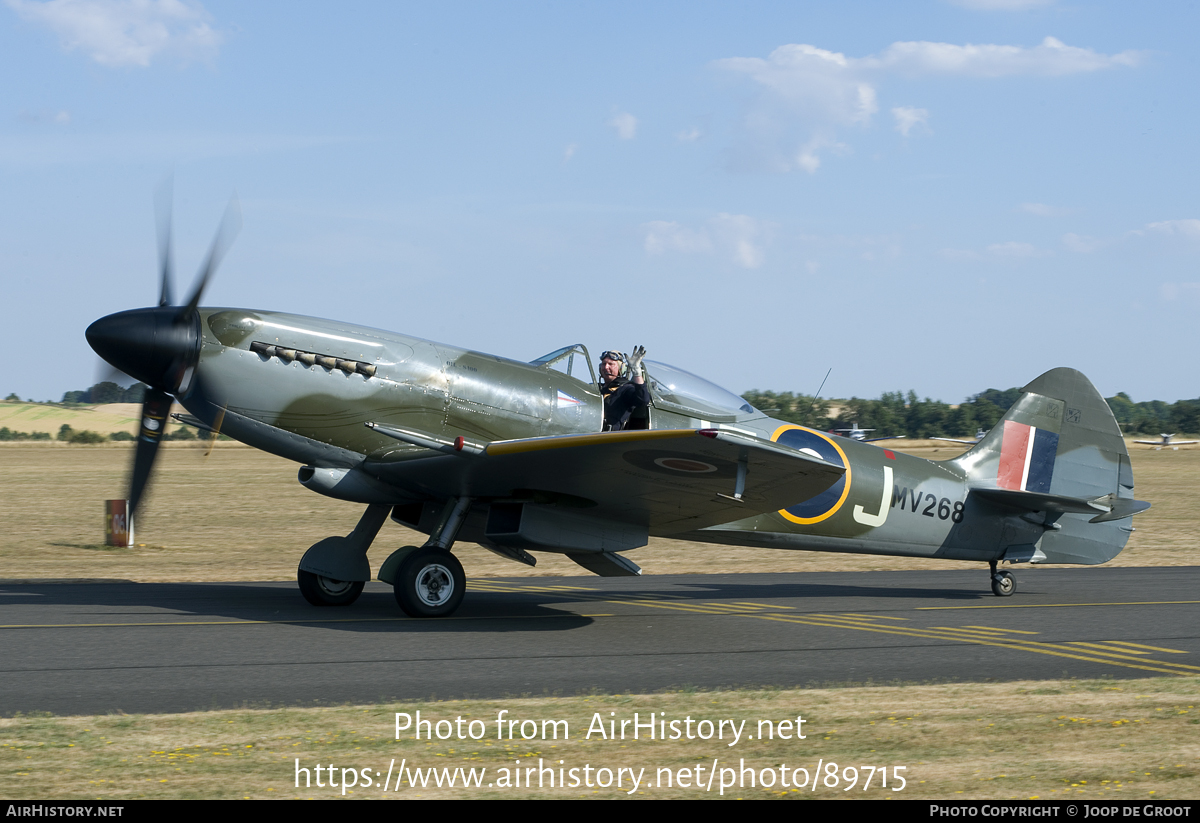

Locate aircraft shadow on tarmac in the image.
[0,571,1004,635]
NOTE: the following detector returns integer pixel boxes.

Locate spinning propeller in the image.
[86,185,241,518]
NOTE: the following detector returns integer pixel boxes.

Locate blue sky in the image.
[2,0,1196,405]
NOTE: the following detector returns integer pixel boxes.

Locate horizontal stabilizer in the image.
[1089,498,1152,523]
[971,487,1151,523]
[970,487,1107,516]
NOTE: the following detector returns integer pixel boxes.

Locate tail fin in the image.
[950,368,1144,565]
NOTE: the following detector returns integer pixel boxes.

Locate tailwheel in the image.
[394,547,466,617]
[298,569,365,607]
[990,570,1015,597]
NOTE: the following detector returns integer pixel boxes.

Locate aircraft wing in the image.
[365,427,845,535]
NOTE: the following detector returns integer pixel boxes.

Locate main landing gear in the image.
[379,496,473,618]
[297,498,473,617]
[989,560,1015,597]
[388,546,466,618]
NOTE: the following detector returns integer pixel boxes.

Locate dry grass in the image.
[0,441,1193,582]
[1,678,1196,799]
[0,402,150,437]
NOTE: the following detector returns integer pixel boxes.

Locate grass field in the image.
[1,437,1195,800]
[0,402,148,437]
[2,679,1197,799]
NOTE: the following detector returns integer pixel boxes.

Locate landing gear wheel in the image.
[991,571,1015,597]
[394,548,465,617]
[297,569,365,607]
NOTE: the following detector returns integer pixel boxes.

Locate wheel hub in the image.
[416,564,454,606]
[318,576,354,596]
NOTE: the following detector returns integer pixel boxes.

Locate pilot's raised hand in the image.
[626,345,646,380]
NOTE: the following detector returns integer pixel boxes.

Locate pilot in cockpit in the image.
[598,346,651,431]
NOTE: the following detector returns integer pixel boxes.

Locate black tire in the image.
[393,548,465,617]
[990,571,1015,597]
[298,569,365,606]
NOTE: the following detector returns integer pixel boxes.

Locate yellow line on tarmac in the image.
[1066,642,1152,655]
[917,600,1200,610]
[1099,640,1190,654]
[840,613,907,621]
[738,614,1194,677]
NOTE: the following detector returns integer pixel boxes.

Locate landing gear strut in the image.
[989,560,1015,597]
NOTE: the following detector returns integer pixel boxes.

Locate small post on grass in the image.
[105,500,134,548]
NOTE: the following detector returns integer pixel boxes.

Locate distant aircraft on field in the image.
[931,428,989,446]
[1133,433,1199,448]
[830,423,905,443]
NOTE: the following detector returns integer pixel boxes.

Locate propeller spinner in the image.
[86,189,241,518]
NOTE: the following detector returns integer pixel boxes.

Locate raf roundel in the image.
[653,457,718,473]
[771,425,852,524]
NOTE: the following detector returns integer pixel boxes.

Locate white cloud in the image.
[711,213,768,268]
[1145,219,1200,237]
[6,0,221,68]
[715,36,1139,173]
[676,127,702,142]
[892,106,929,137]
[609,112,637,140]
[643,213,770,268]
[562,143,577,162]
[868,37,1140,78]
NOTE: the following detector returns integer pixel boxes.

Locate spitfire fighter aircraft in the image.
[86,203,1150,617]
[830,423,905,443]
[932,428,989,446]
[1133,433,1199,449]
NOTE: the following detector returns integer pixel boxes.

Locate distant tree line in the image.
[0,423,204,443]
[60,382,147,405]
[5,382,1197,439]
[1106,392,1200,435]
[740,387,1200,438]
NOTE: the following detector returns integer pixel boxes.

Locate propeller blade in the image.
[177,195,241,323]
[154,176,175,308]
[204,404,226,459]
[128,388,172,518]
